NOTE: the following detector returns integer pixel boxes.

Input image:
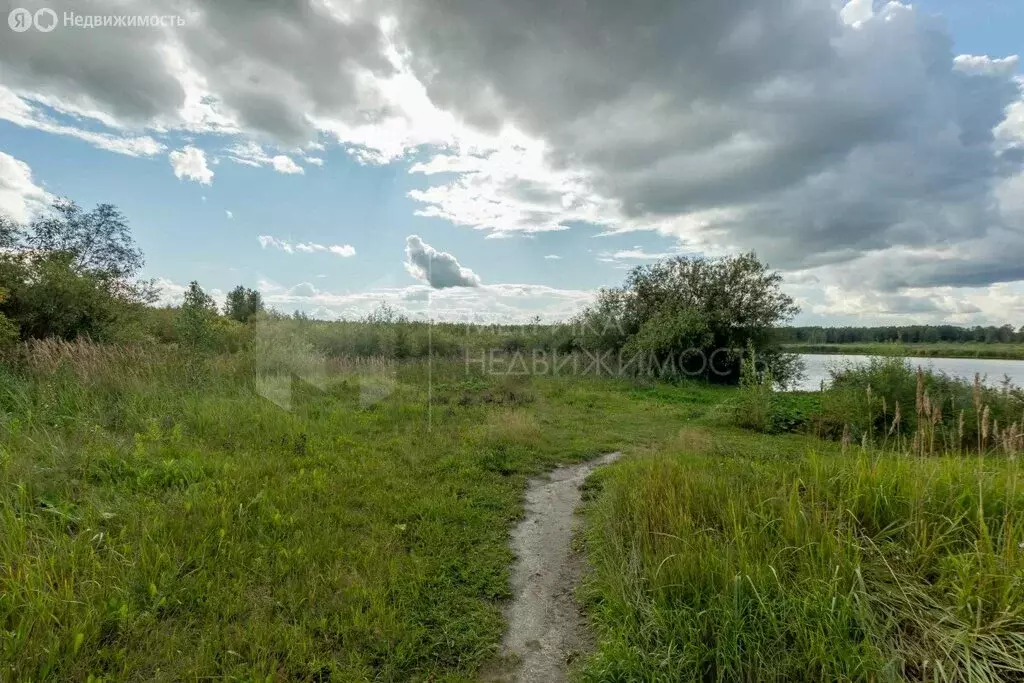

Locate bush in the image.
[174,282,219,349]
[0,311,18,353]
[0,199,154,343]
[735,348,773,431]
[574,252,802,386]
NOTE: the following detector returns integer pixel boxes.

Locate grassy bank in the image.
[3,339,1023,680]
[582,439,1024,680]
[581,357,1024,681]
[785,342,1024,360]
[0,340,730,681]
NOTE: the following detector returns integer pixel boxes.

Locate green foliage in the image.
[0,199,152,343]
[817,357,1023,452]
[735,346,774,431]
[0,287,17,352]
[783,323,1024,345]
[224,285,264,323]
[174,281,219,349]
[0,252,130,341]
[584,445,1024,681]
[575,252,802,385]
[0,312,17,352]
[21,199,144,280]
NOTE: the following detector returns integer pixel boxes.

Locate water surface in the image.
[793,354,1024,391]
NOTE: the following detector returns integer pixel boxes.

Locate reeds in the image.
[845,363,1022,459]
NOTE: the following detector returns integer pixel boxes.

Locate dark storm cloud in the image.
[385,0,1024,286]
[3,0,1023,293]
[0,0,393,143]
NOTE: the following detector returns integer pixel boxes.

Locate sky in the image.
[1,0,1022,326]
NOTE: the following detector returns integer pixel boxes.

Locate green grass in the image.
[582,434,1024,681]
[785,342,1024,360]
[0,341,730,681]
[4,339,1024,681]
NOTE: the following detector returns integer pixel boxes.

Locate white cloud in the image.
[272,155,304,174]
[0,151,53,223]
[840,0,874,26]
[258,280,594,322]
[225,210,234,219]
[226,142,304,174]
[304,156,325,166]
[328,244,356,257]
[258,234,355,257]
[953,54,1020,77]
[543,254,562,260]
[404,235,482,288]
[169,146,214,185]
[599,247,687,261]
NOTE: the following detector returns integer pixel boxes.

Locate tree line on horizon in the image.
[3,198,1019,384]
[781,324,1024,345]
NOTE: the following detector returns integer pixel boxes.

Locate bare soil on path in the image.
[483,452,623,682]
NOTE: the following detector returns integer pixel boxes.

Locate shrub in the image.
[574,252,802,385]
[735,347,774,431]
[175,282,219,349]
[0,199,154,343]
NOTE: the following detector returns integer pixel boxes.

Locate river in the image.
[794,354,1024,391]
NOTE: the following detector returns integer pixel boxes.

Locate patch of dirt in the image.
[483,452,623,682]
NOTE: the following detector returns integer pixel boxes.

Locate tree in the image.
[574,252,802,386]
[23,199,144,281]
[0,199,153,341]
[224,285,264,323]
[176,281,219,348]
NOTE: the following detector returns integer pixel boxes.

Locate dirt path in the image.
[485,453,623,682]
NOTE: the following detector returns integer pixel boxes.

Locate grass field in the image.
[0,341,732,681]
[2,341,1023,680]
[785,342,1024,360]
[583,438,1024,681]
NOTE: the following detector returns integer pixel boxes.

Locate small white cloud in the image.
[305,156,324,166]
[226,142,304,174]
[598,247,685,261]
[272,155,304,174]
[328,244,355,257]
[953,54,1020,77]
[225,209,233,219]
[169,146,214,185]
[258,235,355,257]
[404,235,482,288]
[840,0,874,26]
[544,254,562,260]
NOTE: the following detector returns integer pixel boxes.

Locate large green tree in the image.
[574,252,802,386]
[0,199,154,341]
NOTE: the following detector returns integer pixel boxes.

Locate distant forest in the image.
[780,325,1024,345]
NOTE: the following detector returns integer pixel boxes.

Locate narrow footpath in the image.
[485,452,623,682]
